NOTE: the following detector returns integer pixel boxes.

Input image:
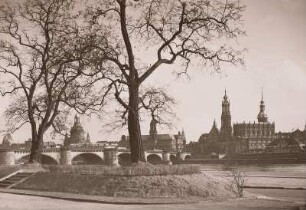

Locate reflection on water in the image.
[200,164,306,177]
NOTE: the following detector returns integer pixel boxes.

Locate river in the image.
[200,163,306,189]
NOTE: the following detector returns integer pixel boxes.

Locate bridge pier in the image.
[60,147,72,165]
[162,151,172,165]
[177,152,185,161]
[104,148,119,167]
[0,149,15,165]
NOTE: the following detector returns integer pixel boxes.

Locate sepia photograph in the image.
[0,0,305,209]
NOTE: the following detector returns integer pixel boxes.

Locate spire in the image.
[257,88,268,123]
[209,119,220,136]
[224,89,228,100]
[74,114,80,124]
[149,118,157,136]
[182,128,185,137]
[221,89,232,140]
[64,132,69,146]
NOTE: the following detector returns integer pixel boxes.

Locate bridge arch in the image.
[147,154,162,164]
[118,153,131,166]
[170,154,177,162]
[185,155,191,160]
[71,153,104,165]
[16,154,58,165]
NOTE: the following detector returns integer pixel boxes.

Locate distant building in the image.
[188,89,279,157]
[64,115,91,145]
[265,129,306,153]
[119,119,186,153]
[233,92,275,151]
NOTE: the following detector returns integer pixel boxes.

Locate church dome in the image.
[69,115,86,144]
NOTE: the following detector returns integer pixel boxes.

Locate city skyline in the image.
[0,0,306,144]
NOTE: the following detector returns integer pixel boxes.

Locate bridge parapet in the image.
[0,149,15,165]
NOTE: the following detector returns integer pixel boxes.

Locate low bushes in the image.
[43,164,201,176]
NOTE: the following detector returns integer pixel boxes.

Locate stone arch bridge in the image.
[0,146,191,166]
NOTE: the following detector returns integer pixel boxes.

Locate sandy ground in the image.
[0,192,304,210]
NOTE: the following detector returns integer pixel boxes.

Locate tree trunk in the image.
[29,133,43,164]
[128,84,146,163]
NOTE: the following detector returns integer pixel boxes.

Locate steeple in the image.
[209,119,220,136]
[64,132,69,146]
[181,128,185,137]
[74,115,80,124]
[149,119,157,136]
[257,88,268,123]
[220,89,232,140]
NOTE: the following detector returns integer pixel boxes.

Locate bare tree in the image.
[83,0,245,163]
[227,169,247,198]
[0,0,93,163]
[140,87,176,128]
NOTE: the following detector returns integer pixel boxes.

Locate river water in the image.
[200,163,306,189]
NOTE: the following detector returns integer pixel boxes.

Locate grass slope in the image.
[17,172,236,199]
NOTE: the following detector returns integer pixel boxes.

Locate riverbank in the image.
[0,190,305,210]
[16,172,237,199]
[182,152,306,164]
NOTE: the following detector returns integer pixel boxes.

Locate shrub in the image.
[43,164,200,176]
[227,169,247,198]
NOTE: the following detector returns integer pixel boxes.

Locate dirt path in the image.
[0,192,304,210]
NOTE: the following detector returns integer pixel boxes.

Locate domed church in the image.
[64,115,91,145]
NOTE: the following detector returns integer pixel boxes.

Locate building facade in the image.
[188,90,278,157]
[233,92,275,151]
[119,119,186,153]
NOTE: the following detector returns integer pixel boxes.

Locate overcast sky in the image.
[0,0,306,144]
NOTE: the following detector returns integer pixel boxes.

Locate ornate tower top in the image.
[220,89,232,140]
[149,119,157,136]
[181,128,185,137]
[257,89,268,123]
[74,115,81,124]
[69,115,86,144]
[86,133,91,143]
[224,89,228,100]
[63,133,70,146]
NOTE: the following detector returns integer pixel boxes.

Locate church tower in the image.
[220,89,232,140]
[149,119,157,136]
[257,89,268,123]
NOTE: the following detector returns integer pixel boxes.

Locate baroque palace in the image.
[186,90,306,158]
